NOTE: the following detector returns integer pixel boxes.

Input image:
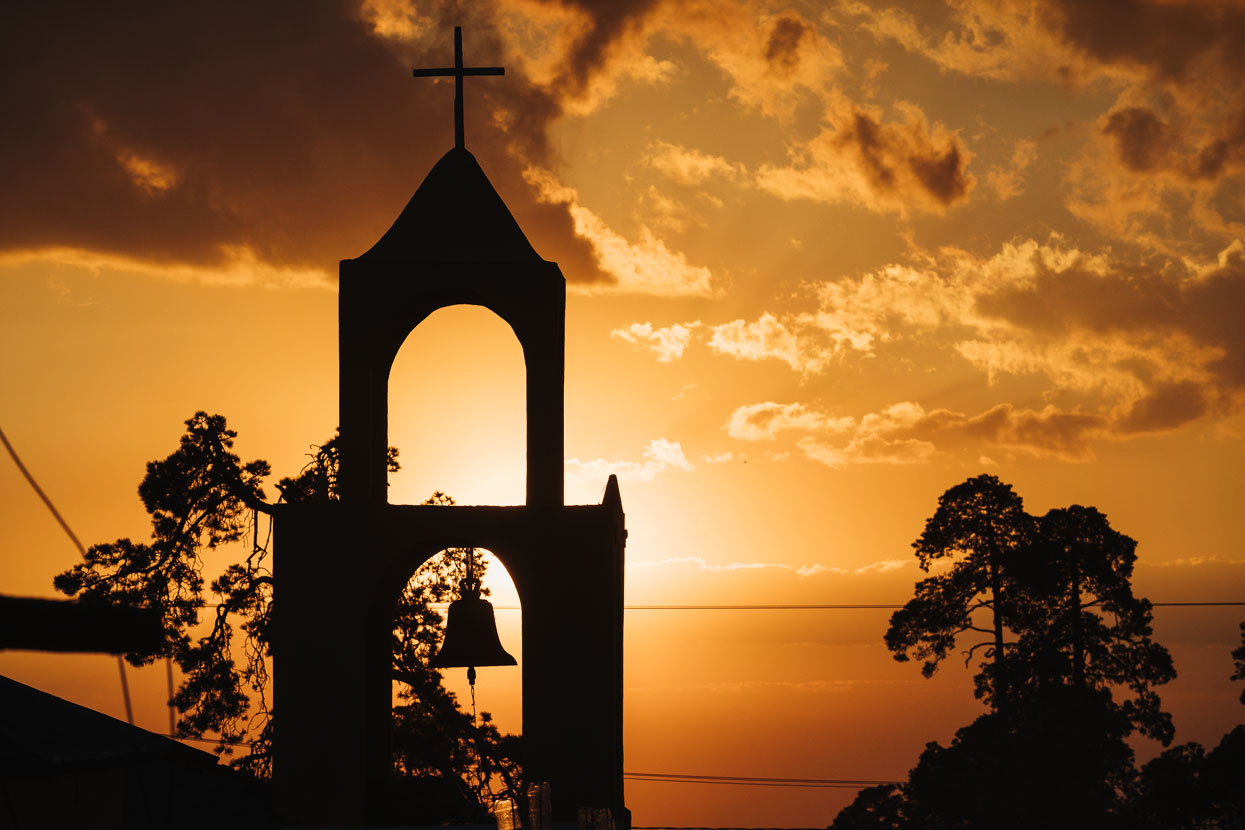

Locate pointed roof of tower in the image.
[355,147,542,264]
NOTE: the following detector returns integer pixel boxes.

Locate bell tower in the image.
[272,29,628,828]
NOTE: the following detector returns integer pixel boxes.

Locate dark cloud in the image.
[0,0,605,281]
[764,17,807,74]
[1040,0,1245,183]
[1102,107,1173,172]
[1100,100,1245,182]
[1114,380,1210,433]
[541,0,665,101]
[919,403,1107,462]
[838,110,973,207]
[973,259,1180,336]
[1040,0,1245,84]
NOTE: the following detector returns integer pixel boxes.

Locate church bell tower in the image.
[272,28,628,827]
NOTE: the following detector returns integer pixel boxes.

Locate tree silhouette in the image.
[53,412,522,815]
[842,475,1189,829]
[1008,505,1175,743]
[884,474,1035,711]
[1126,726,1245,830]
[1232,620,1245,705]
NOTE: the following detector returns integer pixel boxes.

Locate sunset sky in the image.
[2,0,1244,825]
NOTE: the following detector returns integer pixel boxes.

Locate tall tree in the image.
[1008,505,1175,743]
[54,412,271,750]
[847,477,1184,830]
[884,474,1035,711]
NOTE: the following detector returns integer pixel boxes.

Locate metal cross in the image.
[412,26,504,150]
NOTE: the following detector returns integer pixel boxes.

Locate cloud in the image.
[799,432,939,467]
[744,391,1225,466]
[844,0,1245,246]
[708,312,834,374]
[0,1,629,282]
[1143,556,1245,568]
[525,167,716,295]
[611,320,701,362]
[790,400,1108,464]
[851,558,908,575]
[565,437,693,487]
[659,0,843,118]
[644,140,746,186]
[782,238,1242,424]
[726,402,853,442]
[694,238,1245,466]
[987,139,1039,200]
[534,0,669,109]
[756,99,975,213]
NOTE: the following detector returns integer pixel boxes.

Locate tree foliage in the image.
[54,412,524,814]
[884,474,1035,709]
[885,475,1174,742]
[1008,505,1175,743]
[1232,621,1245,705]
[835,475,1245,830]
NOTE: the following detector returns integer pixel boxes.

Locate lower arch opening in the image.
[389,545,524,823]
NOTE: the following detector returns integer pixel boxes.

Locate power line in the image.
[624,772,898,789]
[164,734,893,792]
[198,601,1243,611]
[483,602,1245,610]
[168,732,896,791]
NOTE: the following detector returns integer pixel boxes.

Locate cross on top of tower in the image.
[412,26,504,150]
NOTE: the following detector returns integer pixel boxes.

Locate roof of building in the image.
[0,673,216,775]
[355,147,542,264]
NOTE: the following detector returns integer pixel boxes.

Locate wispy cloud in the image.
[611,320,702,362]
[708,313,835,375]
[525,167,716,296]
[566,438,694,489]
[726,401,853,442]
[644,140,747,186]
[1142,556,1245,568]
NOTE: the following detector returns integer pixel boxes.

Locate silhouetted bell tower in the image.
[272,28,628,828]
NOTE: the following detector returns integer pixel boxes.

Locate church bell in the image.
[429,569,516,670]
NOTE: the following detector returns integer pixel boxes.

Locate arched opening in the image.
[387,305,526,506]
[389,543,523,823]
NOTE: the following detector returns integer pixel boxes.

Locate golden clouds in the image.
[708,313,834,375]
[643,141,746,187]
[851,0,1245,249]
[564,437,692,502]
[524,167,716,295]
[725,402,854,442]
[611,320,701,361]
[743,400,1109,464]
[623,236,1245,463]
[661,1,844,118]
[0,0,618,284]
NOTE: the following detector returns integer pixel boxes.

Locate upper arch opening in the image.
[387,304,526,506]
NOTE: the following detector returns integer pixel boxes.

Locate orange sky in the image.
[2,0,1244,826]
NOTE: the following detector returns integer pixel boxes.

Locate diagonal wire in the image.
[1,423,136,726]
[0,426,88,557]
